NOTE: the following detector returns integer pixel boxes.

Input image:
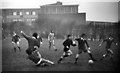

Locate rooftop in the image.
[41,1,79,7]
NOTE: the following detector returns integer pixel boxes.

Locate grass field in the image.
[2,37,120,71]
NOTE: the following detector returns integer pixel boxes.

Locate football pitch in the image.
[2,37,120,71]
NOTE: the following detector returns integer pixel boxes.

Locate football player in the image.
[74,33,96,64]
[57,34,76,63]
[21,31,54,67]
[48,30,57,51]
[12,32,21,52]
[99,34,118,61]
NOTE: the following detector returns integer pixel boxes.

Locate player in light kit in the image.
[74,33,96,64]
[57,34,76,63]
[99,34,118,61]
[48,30,57,51]
[21,31,54,66]
[12,32,21,52]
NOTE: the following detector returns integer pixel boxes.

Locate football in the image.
[88,60,93,64]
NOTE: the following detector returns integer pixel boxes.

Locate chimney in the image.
[56,1,62,5]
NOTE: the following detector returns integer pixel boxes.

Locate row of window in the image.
[12,7,77,15]
[41,7,77,13]
[13,11,36,16]
[12,18,36,21]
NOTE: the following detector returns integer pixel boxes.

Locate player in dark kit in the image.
[12,32,21,52]
[99,35,118,61]
[57,34,76,63]
[74,33,96,64]
[21,31,54,66]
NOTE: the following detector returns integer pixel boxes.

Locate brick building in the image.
[2,2,86,38]
[40,1,78,14]
[2,9,40,23]
[2,1,79,23]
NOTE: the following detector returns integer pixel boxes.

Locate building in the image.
[0,9,2,28]
[2,1,86,36]
[2,8,40,23]
[40,1,78,14]
[2,1,79,23]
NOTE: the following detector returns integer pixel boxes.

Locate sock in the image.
[18,46,21,51]
[49,42,51,49]
[100,56,105,61]
[110,57,114,63]
[58,56,64,63]
[58,58,62,62]
[53,46,57,51]
[88,53,95,61]
[49,45,51,50]
[14,47,16,52]
[100,54,106,60]
[75,58,78,63]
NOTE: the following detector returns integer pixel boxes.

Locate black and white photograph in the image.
[1,0,120,72]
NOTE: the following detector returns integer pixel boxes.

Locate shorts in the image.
[12,41,20,46]
[78,48,87,54]
[106,49,113,54]
[49,40,55,45]
[63,50,73,56]
[28,50,42,64]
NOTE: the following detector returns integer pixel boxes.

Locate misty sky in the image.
[1,0,119,22]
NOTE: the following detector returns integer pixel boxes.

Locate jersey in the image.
[12,35,20,43]
[63,38,76,52]
[103,38,115,49]
[75,38,89,50]
[48,33,55,41]
[22,33,40,55]
[37,36,42,45]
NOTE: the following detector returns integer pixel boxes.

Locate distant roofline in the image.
[86,20,118,23]
[41,4,79,7]
[41,1,79,7]
[2,8,40,10]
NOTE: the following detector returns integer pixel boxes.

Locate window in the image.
[32,19,36,21]
[71,7,73,13]
[32,11,36,15]
[56,7,57,14]
[72,7,76,13]
[19,12,22,15]
[63,8,66,13]
[73,7,77,13]
[18,19,23,21]
[65,7,71,13]
[26,12,29,15]
[13,12,17,15]
[26,19,31,21]
[13,19,18,21]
